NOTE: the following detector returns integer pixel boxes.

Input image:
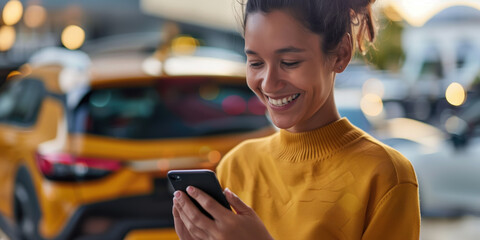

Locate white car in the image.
[337,87,480,217]
[381,114,480,217]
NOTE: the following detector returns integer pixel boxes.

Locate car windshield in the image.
[71,77,270,139]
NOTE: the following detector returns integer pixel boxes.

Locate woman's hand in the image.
[172,186,274,240]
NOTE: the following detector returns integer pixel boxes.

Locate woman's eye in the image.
[281,61,302,67]
[249,62,264,68]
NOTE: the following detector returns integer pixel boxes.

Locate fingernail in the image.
[226,188,237,197]
[174,191,181,199]
[186,186,196,196]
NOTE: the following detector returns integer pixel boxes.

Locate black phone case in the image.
[168,170,231,219]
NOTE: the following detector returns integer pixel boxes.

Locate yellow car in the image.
[0,48,274,240]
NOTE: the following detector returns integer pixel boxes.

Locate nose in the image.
[261,65,284,94]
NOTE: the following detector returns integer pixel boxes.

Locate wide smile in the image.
[266,93,301,107]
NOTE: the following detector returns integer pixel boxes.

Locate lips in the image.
[267,93,300,107]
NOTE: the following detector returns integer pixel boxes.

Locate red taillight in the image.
[36,152,54,175]
[35,152,122,181]
[79,156,122,171]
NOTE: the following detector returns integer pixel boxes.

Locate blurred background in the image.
[0,0,479,239]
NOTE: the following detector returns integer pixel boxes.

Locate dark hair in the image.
[241,0,376,54]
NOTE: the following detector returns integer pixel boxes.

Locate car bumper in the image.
[51,178,176,240]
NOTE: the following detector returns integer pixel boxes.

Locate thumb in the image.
[224,188,253,215]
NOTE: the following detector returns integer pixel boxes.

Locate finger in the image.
[186,186,232,220]
[224,188,254,215]
[175,198,209,239]
[175,191,213,225]
[174,191,215,229]
[173,205,195,240]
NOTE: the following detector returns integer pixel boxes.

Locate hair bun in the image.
[346,0,376,53]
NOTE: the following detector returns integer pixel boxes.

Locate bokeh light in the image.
[207,150,221,164]
[362,78,385,98]
[383,5,403,22]
[0,25,16,51]
[24,4,47,28]
[199,84,220,101]
[248,96,266,115]
[90,91,112,108]
[445,82,466,106]
[222,95,246,115]
[61,25,85,50]
[171,36,198,55]
[360,93,384,117]
[142,56,163,76]
[445,115,468,134]
[2,0,23,26]
[198,146,211,156]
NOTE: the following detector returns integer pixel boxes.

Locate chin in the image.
[270,117,296,130]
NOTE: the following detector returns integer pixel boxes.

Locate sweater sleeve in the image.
[362,183,420,240]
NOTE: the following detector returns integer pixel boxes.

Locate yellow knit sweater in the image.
[217,118,420,240]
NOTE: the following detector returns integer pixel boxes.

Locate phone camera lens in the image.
[169,174,181,182]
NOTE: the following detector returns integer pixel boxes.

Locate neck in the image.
[274,118,364,163]
[286,89,340,133]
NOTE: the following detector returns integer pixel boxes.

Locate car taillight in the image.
[35,152,122,181]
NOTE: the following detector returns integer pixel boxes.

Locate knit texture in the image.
[217,118,420,240]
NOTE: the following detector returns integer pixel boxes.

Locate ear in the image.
[333,33,353,73]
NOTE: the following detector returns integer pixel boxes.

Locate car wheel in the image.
[14,170,43,240]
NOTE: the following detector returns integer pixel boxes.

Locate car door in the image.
[449,125,480,211]
[0,79,45,218]
[0,80,25,217]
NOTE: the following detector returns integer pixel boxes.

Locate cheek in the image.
[297,69,332,101]
[246,71,259,91]
[302,62,332,89]
[291,69,324,91]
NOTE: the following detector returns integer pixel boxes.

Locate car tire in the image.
[14,167,43,240]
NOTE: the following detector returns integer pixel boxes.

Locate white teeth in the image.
[268,94,300,107]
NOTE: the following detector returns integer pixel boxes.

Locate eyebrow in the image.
[245,46,306,55]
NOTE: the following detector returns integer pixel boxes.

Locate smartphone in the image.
[168,169,231,219]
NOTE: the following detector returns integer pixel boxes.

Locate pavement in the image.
[421,216,480,240]
[2,216,480,240]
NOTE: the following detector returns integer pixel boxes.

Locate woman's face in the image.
[245,10,340,132]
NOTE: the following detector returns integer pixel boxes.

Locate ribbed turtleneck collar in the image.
[271,118,364,163]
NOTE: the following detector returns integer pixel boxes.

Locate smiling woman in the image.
[244,10,341,132]
[172,1,421,239]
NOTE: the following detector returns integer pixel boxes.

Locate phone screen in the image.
[168,169,231,219]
